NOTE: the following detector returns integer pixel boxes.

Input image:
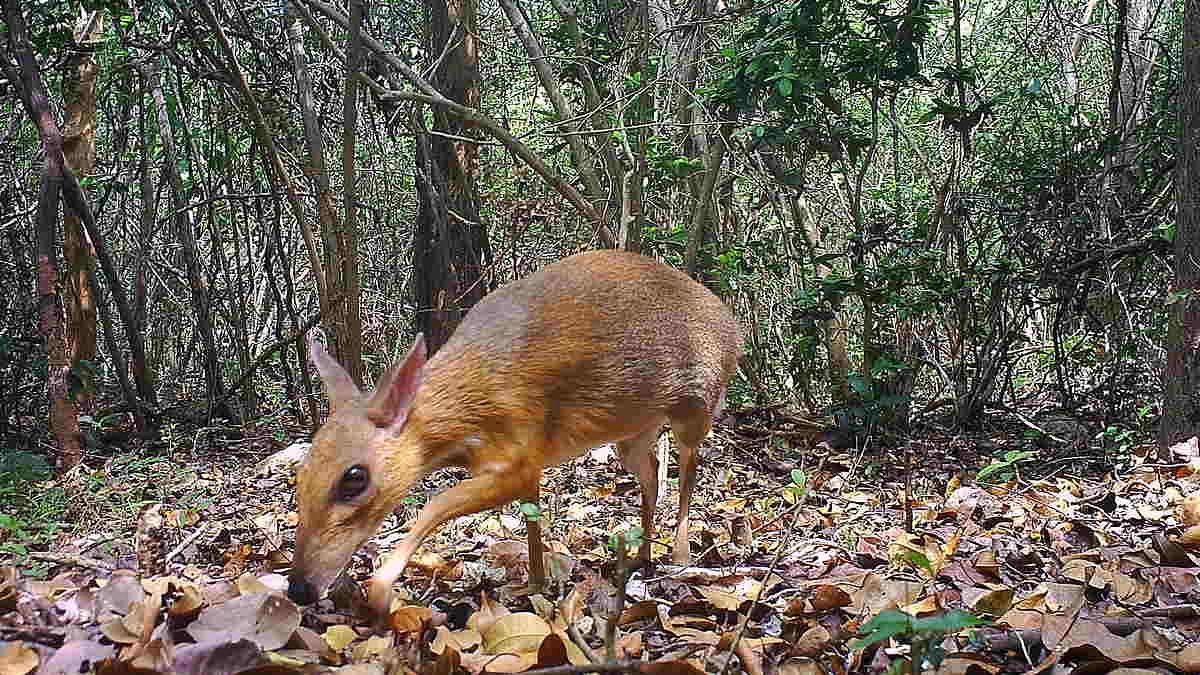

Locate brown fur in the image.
[290,250,742,616]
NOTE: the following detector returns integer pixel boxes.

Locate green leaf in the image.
[910,610,989,634]
[899,549,934,576]
[777,78,793,97]
[848,610,912,649]
[519,502,541,521]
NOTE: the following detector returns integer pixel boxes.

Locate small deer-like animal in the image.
[287,250,742,617]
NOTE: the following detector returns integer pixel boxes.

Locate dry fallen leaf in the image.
[481,612,553,654]
[1177,642,1200,673]
[185,592,300,651]
[1179,494,1200,526]
[468,592,511,633]
[351,635,392,660]
[430,626,483,655]
[41,641,120,675]
[810,584,852,612]
[172,638,263,675]
[390,605,434,634]
[0,642,39,675]
[323,624,359,652]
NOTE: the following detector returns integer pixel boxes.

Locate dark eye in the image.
[337,465,370,501]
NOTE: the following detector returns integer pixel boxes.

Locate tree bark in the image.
[195,0,333,330]
[133,86,158,408]
[302,0,616,246]
[497,0,604,202]
[339,0,365,384]
[61,9,103,412]
[141,59,230,418]
[413,0,493,353]
[287,5,356,381]
[1159,0,1200,453]
[4,0,81,468]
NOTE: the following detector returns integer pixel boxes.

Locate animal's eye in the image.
[337,465,370,501]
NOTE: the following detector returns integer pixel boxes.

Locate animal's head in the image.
[286,334,428,605]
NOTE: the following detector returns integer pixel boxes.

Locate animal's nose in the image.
[287,575,318,605]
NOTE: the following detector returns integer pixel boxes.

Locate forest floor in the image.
[2,405,1199,674]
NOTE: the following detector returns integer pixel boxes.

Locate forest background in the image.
[0,0,1192,506]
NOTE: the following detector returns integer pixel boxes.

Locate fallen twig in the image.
[27,551,114,573]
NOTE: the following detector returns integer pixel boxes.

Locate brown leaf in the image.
[234,574,271,596]
[619,599,659,625]
[533,633,570,668]
[185,592,301,650]
[351,635,393,660]
[1181,494,1200,526]
[696,587,745,612]
[481,612,552,654]
[96,571,146,618]
[431,626,483,655]
[458,652,535,674]
[468,591,510,633]
[810,585,852,612]
[390,605,434,634]
[1177,642,1200,673]
[931,654,1000,675]
[0,568,17,612]
[1045,617,1168,665]
[617,632,644,659]
[793,625,832,657]
[962,586,1014,617]
[167,581,205,618]
[422,646,461,675]
[777,658,824,675]
[330,665,387,675]
[1178,525,1200,548]
[0,642,39,675]
[100,618,142,645]
[172,638,264,675]
[286,625,334,659]
[36,640,115,675]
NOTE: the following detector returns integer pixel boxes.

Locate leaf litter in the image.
[2,413,1200,673]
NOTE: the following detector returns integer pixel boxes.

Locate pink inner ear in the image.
[367,335,427,430]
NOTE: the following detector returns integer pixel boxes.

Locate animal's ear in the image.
[367,334,428,432]
[307,334,361,411]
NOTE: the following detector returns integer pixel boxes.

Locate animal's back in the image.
[423,251,741,453]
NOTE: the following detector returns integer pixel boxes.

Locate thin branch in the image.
[300,0,616,247]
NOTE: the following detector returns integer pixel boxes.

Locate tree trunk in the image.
[414,0,493,353]
[286,5,359,384]
[4,0,81,468]
[61,9,103,412]
[1159,0,1200,454]
[133,87,159,408]
[339,0,365,384]
[142,59,230,418]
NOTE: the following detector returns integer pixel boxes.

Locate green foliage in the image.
[520,501,542,522]
[851,609,988,671]
[608,527,643,553]
[833,356,913,434]
[711,0,936,156]
[0,450,65,567]
[975,449,1037,483]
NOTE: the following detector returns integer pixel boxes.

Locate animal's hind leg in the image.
[669,396,716,565]
[616,422,663,567]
